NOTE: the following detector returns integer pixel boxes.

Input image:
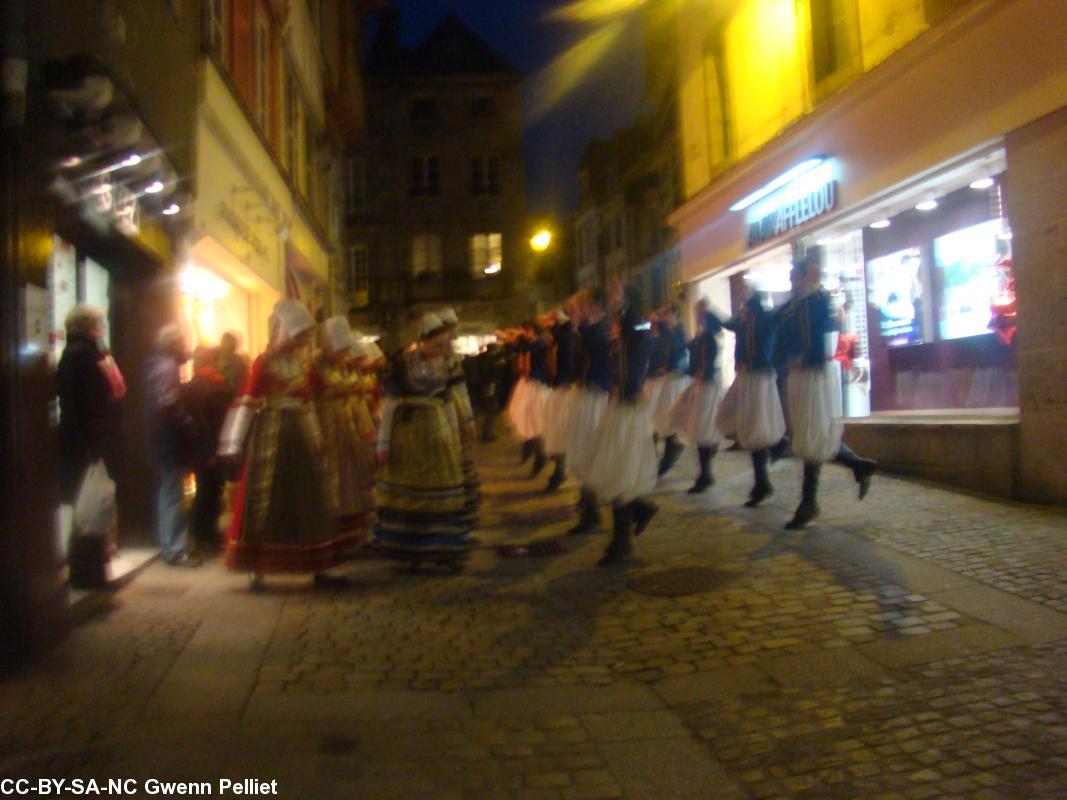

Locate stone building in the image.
[343,11,529,349]
[668,0,1067,504]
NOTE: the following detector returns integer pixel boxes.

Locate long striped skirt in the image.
[375,398,476,564]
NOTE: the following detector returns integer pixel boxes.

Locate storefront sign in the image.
[745,161,837,248]
[219,201,269,261]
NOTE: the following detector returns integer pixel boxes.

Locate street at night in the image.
[3,438,1066,798]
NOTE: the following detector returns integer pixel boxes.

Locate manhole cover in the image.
[628,566,732,597]
[495,536,568,558]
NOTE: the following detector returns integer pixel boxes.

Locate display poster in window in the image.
[865,247,923,347]
[49,236,77,365]
[933,219,1010,341]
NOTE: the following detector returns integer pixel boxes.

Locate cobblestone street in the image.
[2,437,1066,799]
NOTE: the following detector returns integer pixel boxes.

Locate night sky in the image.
[379,0,647,219]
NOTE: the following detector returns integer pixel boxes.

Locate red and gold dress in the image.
[226,351,357,573]
[312,358,375,537]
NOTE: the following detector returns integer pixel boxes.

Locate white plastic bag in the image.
[74,460,116,535]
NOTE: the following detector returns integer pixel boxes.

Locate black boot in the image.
[786,463,821,529]
[658,435,684,476]
[744,450,774,507]
[769,436,790,463]
[631,498,658,536]
[520,438,534,464]
[598,504,633,566]
[544,455,566,493]
[835,443,876,500]
[529,437,547,478]
[567,488,601,534]
[688,445,716,494]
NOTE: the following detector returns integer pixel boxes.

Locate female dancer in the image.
[374,313,476,569]
[225,300,355,587]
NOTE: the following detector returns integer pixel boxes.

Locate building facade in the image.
[344,11,528,348]
[670,0,1067,503]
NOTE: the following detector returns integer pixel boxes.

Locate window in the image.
[345,157,367,214]
[810,0,858,84]
[345,245,370,295]
[410,98,438,121]
[412,234,443,278]
[284,64,300,177]
[934,219,1011,341]
[470,233,502,278]
[701,33,731,168]
[411,156,440,196]
[207,0,230,63]
[470,96,497,118]
[253,6,271,133]
[471,157,500,196]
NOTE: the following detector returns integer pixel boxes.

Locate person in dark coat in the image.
[57,305,125,559]
[182,345,233,549]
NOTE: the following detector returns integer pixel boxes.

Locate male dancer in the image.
[778,255,876,528]
[543,304,579,493]
[566,288,612,534]
[660,298,724,494]
[653,305,691,471]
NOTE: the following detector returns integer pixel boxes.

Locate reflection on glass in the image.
[933,219,1011,341]
[866,247,923,347]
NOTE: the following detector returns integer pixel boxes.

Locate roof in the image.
[367,12,521,79]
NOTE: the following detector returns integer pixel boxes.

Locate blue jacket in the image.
[777,289,835,368]
[522,335,551,383]
[725,296,780,371]
[551,323,579,387]
[578,317,612,393]
[687,311,723,383]
[614,306,651,403]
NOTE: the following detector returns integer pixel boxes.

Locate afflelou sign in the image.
[736,159,838,248]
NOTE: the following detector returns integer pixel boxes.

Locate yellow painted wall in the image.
[678,0,936,200]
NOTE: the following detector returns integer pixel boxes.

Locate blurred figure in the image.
[147,323,200,567]
[226,299,353,587]
[182,345,233,549]
[216,330,249,397]
[438,308,481,521]
[649,305,690,462]
[313,316,375,542]
[542,305,579,493]
[375,313,476,570]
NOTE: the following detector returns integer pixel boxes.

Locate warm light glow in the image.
[484,263,502,275]
[870,219,891,229]
[916,200,938,211]
[530,230,553,251]
[163,203,180,215]
[180,265,231,302]
[730,158,825,212]
[144,180,165,194]
[970,178,995,190]
[60,156,82,168]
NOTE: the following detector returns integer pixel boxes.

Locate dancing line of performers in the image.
[219,301,480,587]
[504,254,877,566]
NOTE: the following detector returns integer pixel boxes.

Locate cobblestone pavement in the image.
[2,435,1066,799]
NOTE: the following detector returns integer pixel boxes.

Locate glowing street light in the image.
[530,230,552,252]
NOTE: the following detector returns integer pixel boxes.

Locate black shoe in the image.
[166,553,202,568]
[529,449,547,478]
[658,436,683,476]
[520,439,534,464]
[567,509,601,535]
[687,474,712,494]
[744,483,774,508]
[632,500,658,536]
[598,505,633,566]
[785,500,820,529]
[853,459,876,500]
[544,470,565,494]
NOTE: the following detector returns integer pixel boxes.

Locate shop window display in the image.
[866,247,923,347]
[933,218,1012,341]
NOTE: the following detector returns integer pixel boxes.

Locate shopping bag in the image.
[73,460,117,535]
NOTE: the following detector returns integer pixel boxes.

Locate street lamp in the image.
[530,229,552,252]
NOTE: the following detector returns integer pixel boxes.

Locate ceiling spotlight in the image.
[162,203,180,216]
[483,263,501,274]
[915,200,938,212]
[121,154,143,168]
[144,180,165,194]
[60,155,83,168]
[816,237,834,246]
[970,177,995,190]
[870,219,891,229]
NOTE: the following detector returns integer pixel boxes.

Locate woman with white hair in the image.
[311,316,375,542]
[374,312,475,570]
[225,299,354,586]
